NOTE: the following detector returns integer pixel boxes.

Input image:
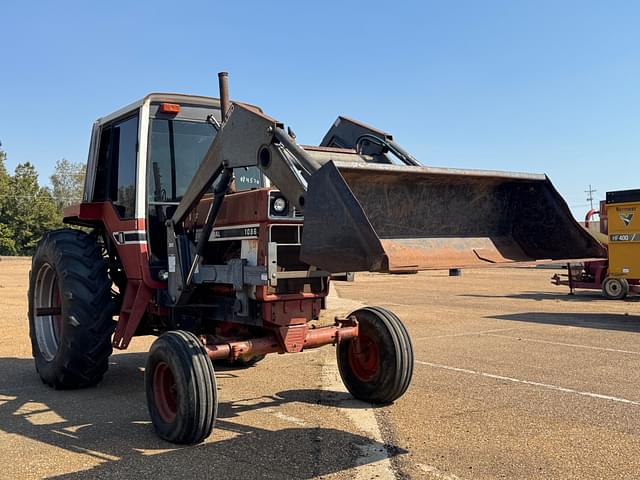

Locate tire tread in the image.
[28,229,115,389]
[337,306,414,404]
[146,331,217,444]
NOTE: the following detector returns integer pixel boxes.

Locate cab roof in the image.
[95,93,260,125]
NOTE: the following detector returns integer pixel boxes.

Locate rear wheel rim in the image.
[154,362,178,423]
[33,263,62,361]
[347,332,380,381]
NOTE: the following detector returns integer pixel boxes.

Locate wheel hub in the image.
[33,263,62,361]
[347,333,380,381]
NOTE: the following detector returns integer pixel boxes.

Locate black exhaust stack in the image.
[218,71,230,121]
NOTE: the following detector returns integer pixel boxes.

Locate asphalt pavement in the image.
[1,259,639,479]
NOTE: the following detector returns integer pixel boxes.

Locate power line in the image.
[585,184,597,210]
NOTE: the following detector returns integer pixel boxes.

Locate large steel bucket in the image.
[300,161,606,273]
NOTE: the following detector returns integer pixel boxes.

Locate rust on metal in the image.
[278,324,308,352]
[201,318,358,361]
[379,237,524,271]
[301,160,607,273]
[300,145,357,154]
[262,299,320,326]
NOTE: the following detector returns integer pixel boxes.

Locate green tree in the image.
[0,224,17,255]
[2,162,60,255]
[0,147,82,256]
[0,144,8,190]
[0,144,17,255]
[50,158,86,213]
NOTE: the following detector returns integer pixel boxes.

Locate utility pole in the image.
[585,185,597,210]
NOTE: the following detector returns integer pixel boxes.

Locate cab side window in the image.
[93,114,139,218]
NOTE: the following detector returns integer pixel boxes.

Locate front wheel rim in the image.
[347,332,380,381]
[33,263,62,361]
[154,362,178,423]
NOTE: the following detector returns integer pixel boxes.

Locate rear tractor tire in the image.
[602,276,629,300]
[28,229,115,389]
[337,306,414,404]
[145,331,217,444]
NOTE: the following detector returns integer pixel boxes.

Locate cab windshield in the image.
[147,118,262,203]
[146,117,263,266]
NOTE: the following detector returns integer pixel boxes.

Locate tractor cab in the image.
[81,94,268,277]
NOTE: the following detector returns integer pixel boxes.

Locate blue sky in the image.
[1,0,638,217]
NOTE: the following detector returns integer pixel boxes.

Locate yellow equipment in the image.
[606,189,640,279]
[552,189,640,299]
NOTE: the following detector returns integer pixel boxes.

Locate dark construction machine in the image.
[28,73,605,444]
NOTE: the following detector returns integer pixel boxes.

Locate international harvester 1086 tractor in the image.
[28,73,605,444]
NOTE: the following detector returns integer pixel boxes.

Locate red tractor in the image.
[28,73,604,444]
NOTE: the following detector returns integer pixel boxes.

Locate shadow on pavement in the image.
[0,354,404,479]
[462,291,640,302]
[275,389,385,410]
[488,312,640,333]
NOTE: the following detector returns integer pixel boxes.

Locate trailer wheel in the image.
[602,277,629,300]
[145,331,217,444]
[337,306,413,404]
[28,229,115,389]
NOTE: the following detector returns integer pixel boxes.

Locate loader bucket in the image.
[300,161,606,273]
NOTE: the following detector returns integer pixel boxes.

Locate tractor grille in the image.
[269,225,302,245]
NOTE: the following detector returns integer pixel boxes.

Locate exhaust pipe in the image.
[585,208,599,229]
[218,71,230,121]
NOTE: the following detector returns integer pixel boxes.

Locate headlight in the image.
[273,197,287,213]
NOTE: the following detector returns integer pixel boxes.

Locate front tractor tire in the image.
[145,331,217,444]
[337,306,414,404]
[28,229,115,389]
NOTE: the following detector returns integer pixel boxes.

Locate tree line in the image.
[0,144,85,255]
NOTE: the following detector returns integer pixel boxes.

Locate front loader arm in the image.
[171,104,310,226]
[166,103,323,305]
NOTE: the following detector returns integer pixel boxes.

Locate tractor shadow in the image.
[0,354,404,479]
[487,312,640,333]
